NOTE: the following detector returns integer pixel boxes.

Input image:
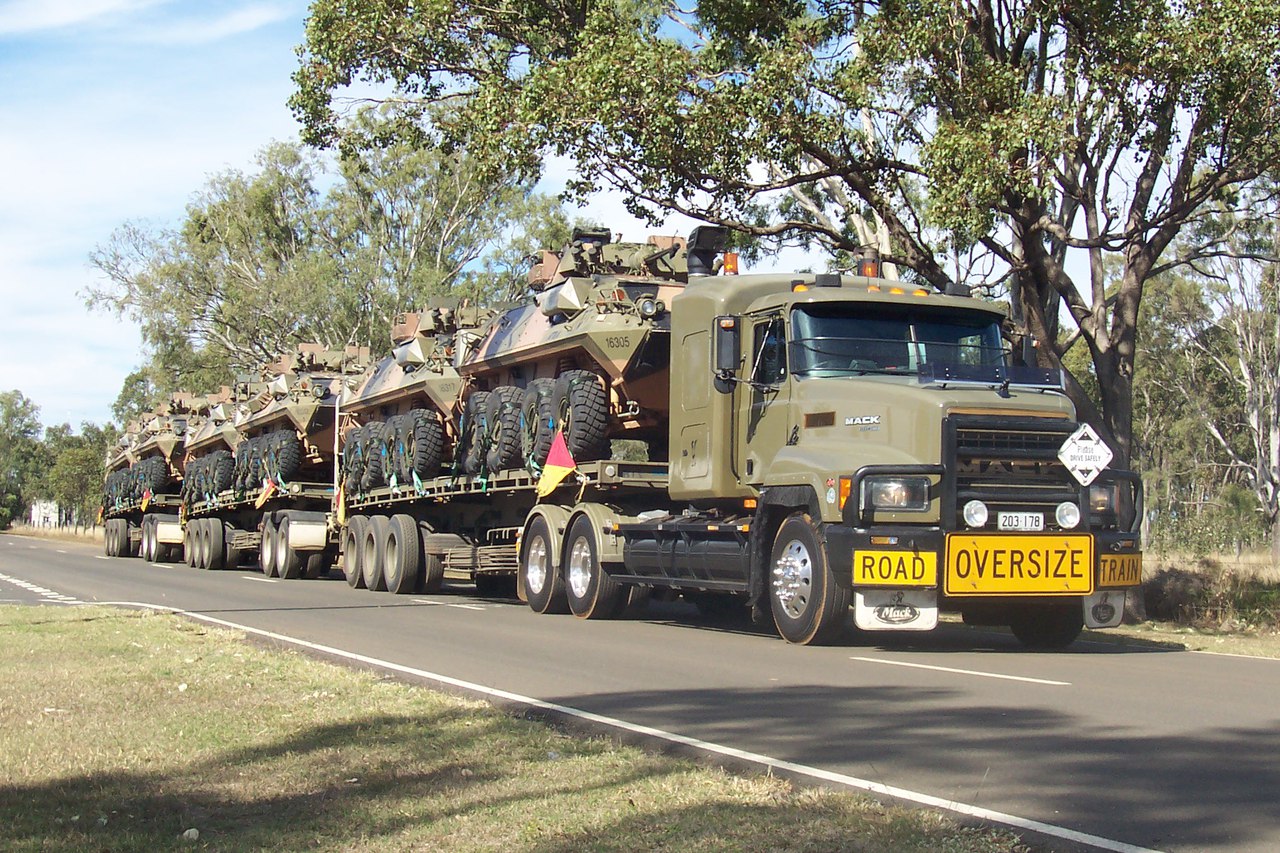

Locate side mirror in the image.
[713,316,740,391]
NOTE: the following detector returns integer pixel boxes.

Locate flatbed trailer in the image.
[103,494,184,560]
[184,482,336,578]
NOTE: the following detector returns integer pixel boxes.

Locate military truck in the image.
[337,226,1143,647]
[180,344,369,576]
[102,393,210,561]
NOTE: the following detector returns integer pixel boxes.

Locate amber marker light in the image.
[744,498,758,509]
[723,252,740,275]
[838,477,852,509]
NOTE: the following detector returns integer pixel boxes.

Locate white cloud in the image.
[123,4,293,45]
[0,0,161,35]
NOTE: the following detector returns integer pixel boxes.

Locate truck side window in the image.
[752,318,786,385]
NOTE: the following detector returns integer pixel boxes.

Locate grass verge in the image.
[0,605,1028,852]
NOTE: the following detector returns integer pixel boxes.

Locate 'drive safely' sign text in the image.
[944,534,1094,596]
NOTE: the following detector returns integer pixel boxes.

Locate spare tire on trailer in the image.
[521,379,556,469]
[342,425,366,495]
[460,391,490,475]
[407,409,444,480]
[552,370,609,462]
[485,386,524,473]
[273,431,302,482]
[210,450,235,493]
[361,421,389,490]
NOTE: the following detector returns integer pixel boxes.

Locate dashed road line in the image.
[850,656,1071,686]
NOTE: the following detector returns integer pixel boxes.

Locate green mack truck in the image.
[338,226,1142,647]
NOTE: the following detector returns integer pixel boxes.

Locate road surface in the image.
[3,533,1277,853]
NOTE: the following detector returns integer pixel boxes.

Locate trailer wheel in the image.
[552,370,609,462]
[383,514,420,594]
[769,513,850,645]
[362,515,389,592]
[485,386,524,472]
[260,518,279,578]
[461,391,490,475]
[563,514,623,619]
[521,379,556,468]
[522,515,568,614]
[207,518,226,569]
[343,516,368,589]
[1009,602,1084,650]
[104,519,116,557]
[422,552,445,594]
[224,524,245,569]
[407,410,445,480]
[304,549,332,579]
[181,522,194,566]
[277,517,304,579]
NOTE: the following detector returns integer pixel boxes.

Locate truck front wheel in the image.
[1009,602,1084,650]
[523,515,568,614]
[769,514,850,645]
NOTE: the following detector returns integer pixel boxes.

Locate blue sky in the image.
[0,1,775,433]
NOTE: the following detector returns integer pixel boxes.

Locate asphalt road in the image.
[3,533,1278,853]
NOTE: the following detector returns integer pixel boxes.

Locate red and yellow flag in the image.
[536,431,577,497]
[140,489,152,511]
[254,480,277,509]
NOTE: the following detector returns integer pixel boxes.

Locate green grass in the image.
[0,605,1028,852]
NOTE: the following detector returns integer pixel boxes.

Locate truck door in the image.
[738,313,791,486]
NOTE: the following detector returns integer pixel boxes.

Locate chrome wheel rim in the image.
[567,537,592,599]
[772,538,813,620]
[525,535,548,595]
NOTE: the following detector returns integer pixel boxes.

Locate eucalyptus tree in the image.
[292,0,1280,465]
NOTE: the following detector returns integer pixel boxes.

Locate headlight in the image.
[963,499,989,528]
[1089,484,1116,513]
[863,476,930,511]
[1056,502,1082,529]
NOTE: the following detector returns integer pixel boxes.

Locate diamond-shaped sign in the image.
[1058,423,1113,486]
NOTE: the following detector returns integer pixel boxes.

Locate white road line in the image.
[410,599,441,605]
[89,599,1154,853]
[1191,649,1280,661]
[850,656,1071,686]
[446,603,486,611]
[94,556,111,560]
[56,550,67,554]
[244,577,277,584]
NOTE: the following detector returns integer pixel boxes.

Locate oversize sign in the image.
[945,534,1093,596]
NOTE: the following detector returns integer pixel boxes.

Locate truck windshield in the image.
[789,303,1005,377]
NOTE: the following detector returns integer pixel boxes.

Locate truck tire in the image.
[273,432,302,483]
[383,514,420,595]
[224,524,245,569]
[205,517,225,569]
[304,549,332,579]
[461,391,490,475]
[277,517,303,579]
[343,515,368,589]
[104,519,117,557]
[1009,602,1084,649]
[485,386,524,472]
[563,514,622,619]
[362,515,389,592]
[422,552,444,594]
[552,370,609,462]
[769,513,850,645]
[383,414,409,483]
[362,422,388,491]
[522,515,568,614]
[521,379,556,468]
[343,425,367,495]
[183,523,195,566]
[260,518,279,578]
[407,409,444,480]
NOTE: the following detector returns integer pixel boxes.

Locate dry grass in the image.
[0,605,1029,853]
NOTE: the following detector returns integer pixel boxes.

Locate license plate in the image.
[1098,553,1142,587]
[998,512,1043,531]
[945,534,1093,596]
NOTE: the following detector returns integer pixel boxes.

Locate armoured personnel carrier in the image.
[181,343,370,578]
[102,393,209,560]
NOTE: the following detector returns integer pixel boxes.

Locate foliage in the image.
[35,422,118,528]
[0,391,47,530]
[87,113,569,408]
[291,0,1280,465]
